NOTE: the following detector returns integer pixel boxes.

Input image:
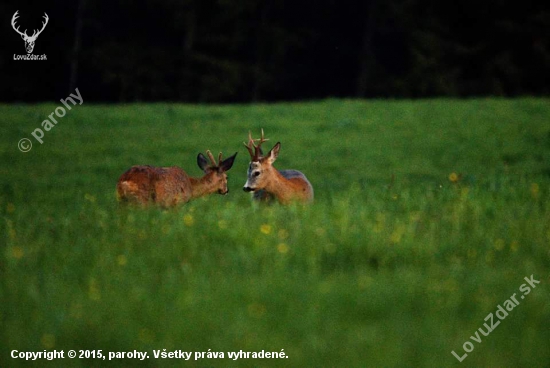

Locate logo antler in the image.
[12,11,49,54]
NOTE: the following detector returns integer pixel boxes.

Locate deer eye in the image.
[254,171,261,177]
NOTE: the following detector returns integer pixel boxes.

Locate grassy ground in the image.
[1,98,549,367]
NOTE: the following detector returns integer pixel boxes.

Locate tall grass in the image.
[1,98,549,367]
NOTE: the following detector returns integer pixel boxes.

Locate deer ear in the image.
[267,142,280,164]
[197,153,209,172]
[220,152,238,172]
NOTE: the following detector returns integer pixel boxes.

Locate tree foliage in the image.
[1,0,548,102]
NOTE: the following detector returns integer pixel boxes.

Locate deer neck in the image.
[264,169,296,204]
[189,174,217,199]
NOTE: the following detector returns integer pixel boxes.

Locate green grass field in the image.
[1,98,549,367]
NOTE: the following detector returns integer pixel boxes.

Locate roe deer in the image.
[117,150,237,207]
[243,129,313,204]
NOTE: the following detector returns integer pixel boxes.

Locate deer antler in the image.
[243,128,269,161]
[243,131,255,158]
[11,11,27,38]
[206,150,218,167]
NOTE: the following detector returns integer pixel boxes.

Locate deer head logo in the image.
[11,11,49,54]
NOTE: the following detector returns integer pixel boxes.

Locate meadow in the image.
[1,98,549,367]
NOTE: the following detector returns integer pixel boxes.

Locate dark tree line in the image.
[1,0,549,102]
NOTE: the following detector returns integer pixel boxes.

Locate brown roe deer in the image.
[117,150,237,207]
[243,129,313,204]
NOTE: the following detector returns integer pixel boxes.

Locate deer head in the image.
[243,129,279,192]
[12,11,49,54]
[197,150,238,195]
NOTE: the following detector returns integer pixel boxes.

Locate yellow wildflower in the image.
[11,246,24,259]
[277,243,289,254]
[531,183,539,199]
[278,229,289,239]
[88,278,101,301]
[41,334,55,349]
[138,229,147,239]
[84,193,96,203]
[494,239,505,251]
[183,214,194,227]
[390,224,406,244]
[117,255,127,266]
[260,224,272,235]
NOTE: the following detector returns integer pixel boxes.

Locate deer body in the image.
[243,130,314,204]
[251,169,314,204]
[117,151,236,207]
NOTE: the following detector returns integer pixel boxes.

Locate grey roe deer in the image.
[243,129,313,204]
[117,151,237,207]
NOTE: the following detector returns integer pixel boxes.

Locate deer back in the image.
[252,169,314,203]
[117,165,192,206]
